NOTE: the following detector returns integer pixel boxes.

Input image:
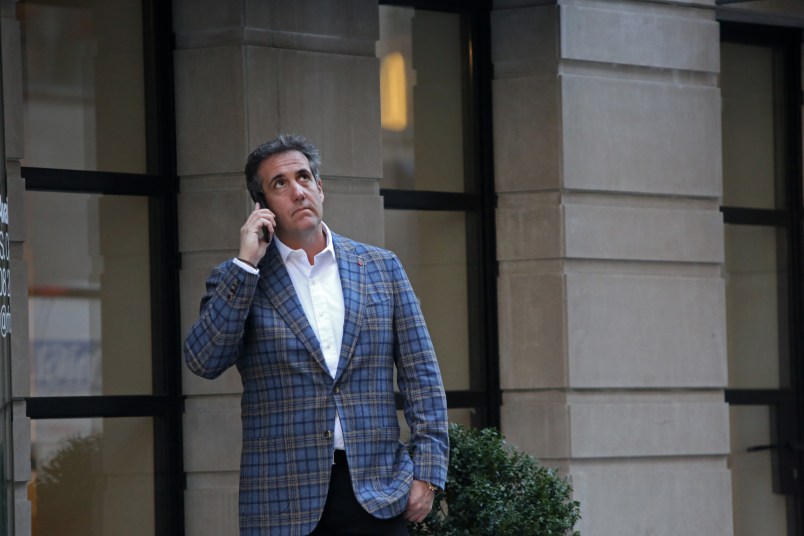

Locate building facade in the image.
[1,0,804,534]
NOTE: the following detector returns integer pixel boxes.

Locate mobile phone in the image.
[256,192,273,243]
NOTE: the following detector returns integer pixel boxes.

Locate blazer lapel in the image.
[333,234,365,381]
[258,242,329,375]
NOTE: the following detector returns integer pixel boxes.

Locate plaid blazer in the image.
[184,232,449,536]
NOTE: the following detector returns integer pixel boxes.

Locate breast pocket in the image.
[361,292,394,353]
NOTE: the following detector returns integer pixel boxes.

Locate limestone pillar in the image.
[492,1,731,534]
[173,1,383,534]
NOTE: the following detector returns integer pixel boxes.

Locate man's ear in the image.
[317,178,324,200]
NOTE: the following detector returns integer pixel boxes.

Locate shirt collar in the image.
[274,222,335,265]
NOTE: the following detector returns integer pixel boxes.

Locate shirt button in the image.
[324,430,333,439]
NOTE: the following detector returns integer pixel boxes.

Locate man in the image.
[183,134,449,536]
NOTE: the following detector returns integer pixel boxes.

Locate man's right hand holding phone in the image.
[238,202,276,268]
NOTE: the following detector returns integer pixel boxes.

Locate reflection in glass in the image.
[721,42,786,209]
[728,406,788,536]
[724,225,785,389]
[25,192,152,396]
[20,0,146,173]
[29,418,154,536]
[377,7,468,192]
[385,210,472,391]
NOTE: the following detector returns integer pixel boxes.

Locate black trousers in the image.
[309,450,408,536]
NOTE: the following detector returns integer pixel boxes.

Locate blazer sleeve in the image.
[183,260,259,379]
[390,254,450,489]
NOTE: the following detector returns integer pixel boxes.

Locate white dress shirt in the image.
[234,223,345,449]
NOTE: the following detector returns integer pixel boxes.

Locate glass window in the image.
[20,0,147,173]
[378,3,496,428]
[721,22,802,533]
[721,42,787,210]
[385,209,473,391]
[19,0,181,534]
[729,406,789,536]
[377,7,469,193]
[30,417,155,536]
[724,225,786,389]
[25,191,152,396]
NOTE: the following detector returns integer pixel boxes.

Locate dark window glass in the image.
[724,224,787,390]
[20,1,182,534]
[379,2,497,428]
[721,23,802,534]
[20,0,147,173]
[30,417,155,536]
[378,7,471,193]
[721,42,788,210]
[25,191,153,397]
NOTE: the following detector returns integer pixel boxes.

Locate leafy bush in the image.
[411,424,580,536]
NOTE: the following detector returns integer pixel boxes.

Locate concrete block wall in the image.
[492,1,732,534]
[173,1,384,534]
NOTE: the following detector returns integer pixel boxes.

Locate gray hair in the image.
[244,134,321,203]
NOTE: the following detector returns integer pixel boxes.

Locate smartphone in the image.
[256,192,273,243]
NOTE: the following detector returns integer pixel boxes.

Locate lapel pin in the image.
[357,260,363,266]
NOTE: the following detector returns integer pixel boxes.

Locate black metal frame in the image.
[21,0,183,534]
[721,20,804,534]
[379,0,500,428]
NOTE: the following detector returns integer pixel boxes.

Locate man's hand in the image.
[403,479,435,523]
[239,202,276,266]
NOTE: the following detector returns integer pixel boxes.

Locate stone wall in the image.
[491,1,732,534]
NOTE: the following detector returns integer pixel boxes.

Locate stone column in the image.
[173,1,383,534]
[492,1,731,534]
[2,0,31,534]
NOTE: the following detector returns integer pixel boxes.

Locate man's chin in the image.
[293,208,316,218]
[277,219,323,239]
[292,212,321,225]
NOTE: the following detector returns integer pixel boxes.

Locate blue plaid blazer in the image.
[184,232,449,536]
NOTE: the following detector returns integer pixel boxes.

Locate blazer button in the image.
[324,430,333,439]
[334,386,340,394]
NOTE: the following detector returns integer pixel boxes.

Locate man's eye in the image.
[273,179,285,188]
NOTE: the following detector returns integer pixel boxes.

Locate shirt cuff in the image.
[232,257,259,275]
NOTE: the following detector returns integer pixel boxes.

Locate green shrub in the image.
[411,424,580,536]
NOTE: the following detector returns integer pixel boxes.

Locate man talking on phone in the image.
[183,134,449,536]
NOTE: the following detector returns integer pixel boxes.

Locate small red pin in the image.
[357,260,363,266]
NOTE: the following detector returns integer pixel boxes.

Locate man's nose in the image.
[290,180,305,199]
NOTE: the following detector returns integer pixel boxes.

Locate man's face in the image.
[257,150,325,243]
